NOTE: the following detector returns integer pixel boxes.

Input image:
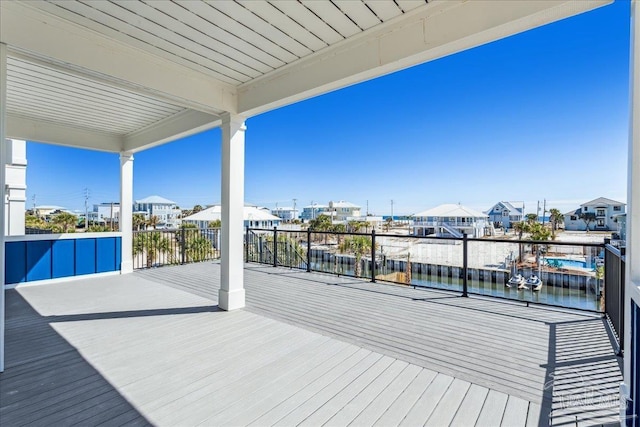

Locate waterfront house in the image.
[563,197,626,231]
[485,201,524,229]
[412,204,492,238]
[134,195,181,226]
[271,206,299,221]
[300,204,329,221]
[92,202,120,225]
[183,204,281,229]
[328,201,361,222]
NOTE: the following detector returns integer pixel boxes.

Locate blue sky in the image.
[26,1,629,216]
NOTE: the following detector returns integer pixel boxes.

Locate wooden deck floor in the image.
[0,262,622,426]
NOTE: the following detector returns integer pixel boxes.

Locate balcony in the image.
[1,259,621,426]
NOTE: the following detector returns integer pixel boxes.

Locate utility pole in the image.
[366,200,369,216]
[84,188,89,229]
[542,199,547,225]
[110,202,114,231]
[292,198,297,221]
[536,200,540,222]
[32,194,36,216]
[391,200,394,222]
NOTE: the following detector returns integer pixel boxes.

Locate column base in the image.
[120,260,134,275]
[218,288,245,311]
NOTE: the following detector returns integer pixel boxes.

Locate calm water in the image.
[310,261,600,312]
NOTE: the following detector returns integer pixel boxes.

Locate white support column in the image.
[5,139,26,236]
[624,0,640,419]
[119,152,134,274]
[219,113,246,311]
[0,43,8,373]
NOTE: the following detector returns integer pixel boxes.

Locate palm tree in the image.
[52,212,78,233]
[348,220,363,233]
[184,235,214,262]
[208,219,221,228]
[133,232,172,268]
[549,208,563,239]
[192,204,204,214]
[133,213,146,231]
[525,213,538,224]
[339,235,375,278]
[147,215,159,230]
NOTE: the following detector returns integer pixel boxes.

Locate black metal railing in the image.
[604,242,625,354]
[132,228,220,269]
[247,227,606,313]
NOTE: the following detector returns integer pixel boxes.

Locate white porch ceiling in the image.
[0,0,612,153]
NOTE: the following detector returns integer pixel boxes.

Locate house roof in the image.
[183,205,280,222]
[304,205,328,209]
[414,204,488,218]
[485,201,523,214]
[580,197,625,207]
[34,205,68,211]
[329,201,360,208]
[134,195,177,205]
[564,208,582,216]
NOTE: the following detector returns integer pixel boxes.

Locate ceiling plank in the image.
[238,0,611,117]
[0,1,237,115]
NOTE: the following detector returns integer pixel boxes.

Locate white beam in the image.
[119,152,134,274]
[238,0,611,116]
[7,113,123,153]
[0,1,237,116]
[219,113,246,311]
[0,42,7,373]
[123,110,220,153]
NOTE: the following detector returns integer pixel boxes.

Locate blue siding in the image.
[26,241,52,282]
[52,240,75,278]
[4,237,121,285]
[6,242,26,284]
[75,239,96,276]
[96,238,116,273]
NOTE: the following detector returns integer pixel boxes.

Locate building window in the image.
[583,207,588,212]
[614,206,622,211]
[597,219,605,227]
[596,209,605,216]
[502,211,509,217]
[570,216,577,221]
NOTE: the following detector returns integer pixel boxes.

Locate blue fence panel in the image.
[26,240,52,282]
[96,237,116,273]
[52,240,75,278]
[5,236,122,285]
[75,239,96,276]
[6,241,27,284]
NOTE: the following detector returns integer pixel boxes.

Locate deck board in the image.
[0,262,622,426]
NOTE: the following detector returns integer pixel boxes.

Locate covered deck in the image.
[0,263,621,426]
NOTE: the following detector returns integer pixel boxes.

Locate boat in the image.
[526,275,543,291]
[507,274,525,288]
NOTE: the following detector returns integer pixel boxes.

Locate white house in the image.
[300,204,328,221]
[485,201,523,229]
[563,197,626,231]
[92,202,120,223]
[412,204,492,238]
[327,201,361,222]
[134,195,181,225]
[271,207,299,221]
[183,204,281,229]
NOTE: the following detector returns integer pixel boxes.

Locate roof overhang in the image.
[0,0,612,153]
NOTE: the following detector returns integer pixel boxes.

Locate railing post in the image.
[180,228,186,265]
[307,228,311,272]
[245,226,249,262]
[371,229,376,283]
[259,235,263,263]
[462,233,468,297]
[273,226,278,267]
